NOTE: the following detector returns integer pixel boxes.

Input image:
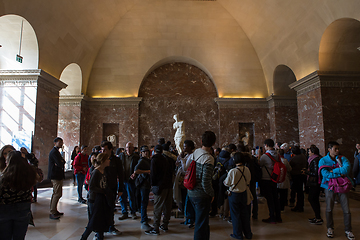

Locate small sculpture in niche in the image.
[107,134,117,148]
[242,131,249,146]
[173,114,185,155]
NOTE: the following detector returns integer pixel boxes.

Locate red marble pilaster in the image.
[290,71,360,158]
[58,96,83,168]
[33,71,67,176]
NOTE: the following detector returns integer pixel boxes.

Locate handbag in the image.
[318,156,353,193]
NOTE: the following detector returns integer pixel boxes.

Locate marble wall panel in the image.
[139,63,219,148]
[81,103,139,150]
[218,107,270,148]
[321,87,360,161]
[33,86,60,176]
[273,105,299,145]
[296,88,325,155]
[269,106,276,140]
[58,104,81,167]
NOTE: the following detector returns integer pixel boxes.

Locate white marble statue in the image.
[173,114,185,155]
[107,134,117,148]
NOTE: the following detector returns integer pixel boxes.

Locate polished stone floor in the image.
[26,180,360,240]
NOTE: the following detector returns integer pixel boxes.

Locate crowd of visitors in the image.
[0,132,358,240]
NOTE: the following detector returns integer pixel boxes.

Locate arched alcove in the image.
[270,65,298,145]
[319,18,360,72]
[141,56,216,95]
[273,65,297,97]
[0,14,38,70]
[138,62,219,147]
[59,63,82,96]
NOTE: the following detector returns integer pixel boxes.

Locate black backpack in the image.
[246,156,262,182]
[212,158,230,180]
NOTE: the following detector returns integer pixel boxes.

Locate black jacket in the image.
[104,153,124,193]
[150,153,174,190]
[119,152,140,182]
[48,147,65,180]
[306,156,320,187]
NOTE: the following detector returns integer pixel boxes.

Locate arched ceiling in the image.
[86,0,267,98]
[1,0,359,97]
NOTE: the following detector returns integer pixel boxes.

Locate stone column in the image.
[267,95,299,145]
[58,95,84,169]
[215,98,270,148]
[0,70,67,176]
[290,71,360,158]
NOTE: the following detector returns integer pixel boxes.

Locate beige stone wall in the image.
[86,0,267,98]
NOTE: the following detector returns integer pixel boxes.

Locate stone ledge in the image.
[215,98,268,108]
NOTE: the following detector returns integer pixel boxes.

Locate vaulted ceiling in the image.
[1,0,359,97]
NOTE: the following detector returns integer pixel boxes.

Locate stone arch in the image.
[0,14,38,70]
[59,63,82,96]
[319,18,360,72]
[138,62,219,147]
[273,65,297,97]
[140,56,217,97]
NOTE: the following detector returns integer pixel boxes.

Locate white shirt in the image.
[178,153,194,173]
[223,166,251,193]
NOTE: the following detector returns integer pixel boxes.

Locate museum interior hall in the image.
[0,0,360,181]
[1,1,360,240]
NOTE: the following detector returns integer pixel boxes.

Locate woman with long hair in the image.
[0,151,37,239]
[80,153,112,240]
[0,145,16,172]
[305,145,323,225]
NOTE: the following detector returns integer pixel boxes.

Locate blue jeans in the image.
[185,194,195,224]
[189,196,211,240]
[140,188,150,223]
[228,191,252,239]
[76,173,86,200]
[0,202,31,240]
[120,181,136,215]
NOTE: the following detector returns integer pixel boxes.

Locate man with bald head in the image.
[118,142,140,220]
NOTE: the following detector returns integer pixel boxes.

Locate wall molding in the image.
[0,69,67,94]
[289,71,360,96]
[84,97,143,107]
[215,98,268,109]
[266,95,297,108]
[59,95,84,106]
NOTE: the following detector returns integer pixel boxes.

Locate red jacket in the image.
[73,153,89,175]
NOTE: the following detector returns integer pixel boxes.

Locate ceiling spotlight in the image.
[358,47,360,51]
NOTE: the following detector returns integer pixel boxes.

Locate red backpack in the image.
[264,153,287,183]
[184,153,209,190]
